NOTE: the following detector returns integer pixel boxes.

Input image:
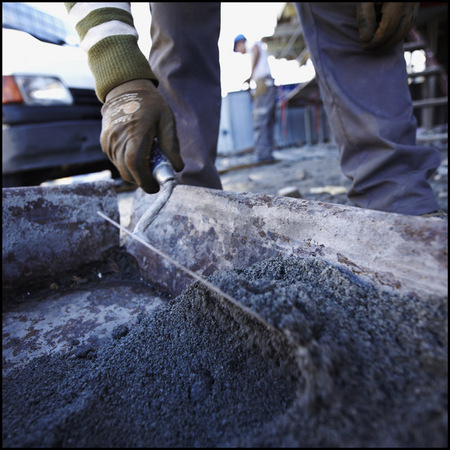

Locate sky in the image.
[25,2,315,96]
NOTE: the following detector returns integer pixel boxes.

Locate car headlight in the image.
[2,75,73,105]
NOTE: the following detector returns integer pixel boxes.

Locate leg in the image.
[149,2,222,189]
[252,85,277,161]
[295,2,440,215]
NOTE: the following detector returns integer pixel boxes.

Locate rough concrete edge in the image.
[2,181,120,292]
[125,186,448,301]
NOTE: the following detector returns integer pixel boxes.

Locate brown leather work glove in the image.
[356,2,419,50]
[101,79,184,193]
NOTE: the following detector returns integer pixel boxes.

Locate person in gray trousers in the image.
[294,3,442,215]
[72,2,442,216]
[150,2,441,215]
[148,3,223,190]
[234,34,278,163]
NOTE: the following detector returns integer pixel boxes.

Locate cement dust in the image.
[3,256,447,447]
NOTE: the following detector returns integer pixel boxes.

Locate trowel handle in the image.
[150,139,177,187]
[134,140,177,234]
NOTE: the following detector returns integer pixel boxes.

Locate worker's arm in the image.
[356,2,419,50]
[249,44,260,81]
[249,43,269,98]
[65,3,183,193]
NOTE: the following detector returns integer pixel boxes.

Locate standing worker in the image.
[233,34,278,163]
[65,2,444,217]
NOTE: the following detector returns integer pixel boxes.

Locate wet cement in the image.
[2,256,447,447]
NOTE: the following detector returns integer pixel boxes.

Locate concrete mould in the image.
[127,186,448,301]
[2,182,447,302]
[2,182,119,292]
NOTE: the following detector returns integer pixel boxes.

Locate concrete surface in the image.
[127,185,447,301]
[2,182,119,291]
[2,279,165,376]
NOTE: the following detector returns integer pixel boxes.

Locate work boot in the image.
[421,209,447,219]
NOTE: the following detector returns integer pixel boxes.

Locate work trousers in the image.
[149,3,223,189]
[295,2,441,214]
[253,83,277,161]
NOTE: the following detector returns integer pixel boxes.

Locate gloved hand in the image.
[356,2,419,50]
[100,79,184,193]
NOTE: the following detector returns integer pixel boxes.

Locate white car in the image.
[2,2,115,187]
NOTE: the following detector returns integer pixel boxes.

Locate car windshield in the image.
[2,2,73,46]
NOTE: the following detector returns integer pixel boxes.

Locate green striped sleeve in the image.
[65,2,157,102]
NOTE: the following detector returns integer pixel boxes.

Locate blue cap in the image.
[233,34,246,51]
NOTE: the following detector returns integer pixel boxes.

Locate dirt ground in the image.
[217,137,448,214]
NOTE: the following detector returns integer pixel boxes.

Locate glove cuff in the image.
[104,79,157,103]
[89,35,158,103]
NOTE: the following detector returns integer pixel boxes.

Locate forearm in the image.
[65,2,157,102]
[250,45,260,80]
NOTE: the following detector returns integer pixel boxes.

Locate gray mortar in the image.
[2,256,447,447]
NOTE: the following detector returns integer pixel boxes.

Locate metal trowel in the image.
[133,139,177,235]
[97,139,281,336]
